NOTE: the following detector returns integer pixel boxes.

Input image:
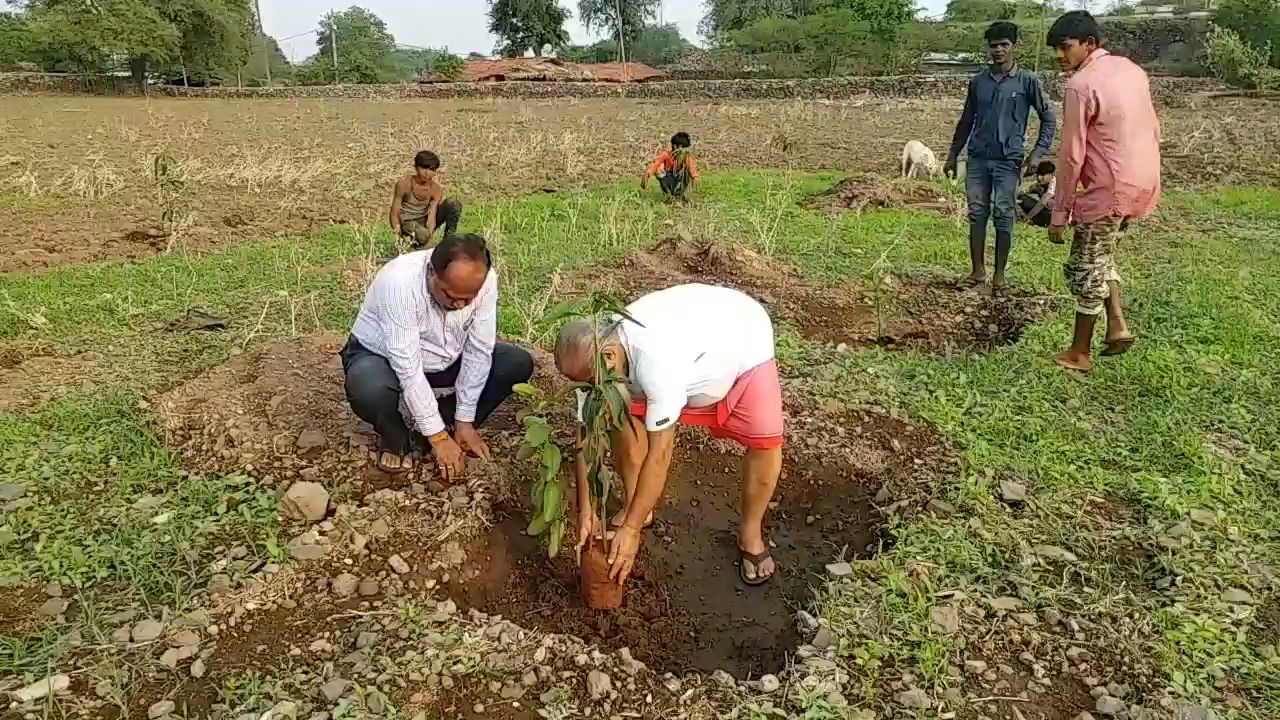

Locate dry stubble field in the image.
[2,92,1280,720]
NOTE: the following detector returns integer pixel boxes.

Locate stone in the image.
[661,674,682,694]
[369,518,391,538]
[825,562,853,578]
[388,554,411,574]
[1175,702,1218,720]
[926,498,956,516]
[895,688,932,709]
[208,574,234,594]
[171,629,200,647]
[1013,612,1039,626]
[811,626,835,650]
[1075,713,1097,720]
[111,625,133,643]
[290,544,329,561]
[1066,646,1092,662]
[272,700,299,719]
[930,605,961,634]
[796,610,820,631]
[356,631,380,650]
[1043,607,1063,626]
[1033,545,1079,563]
[190,659,206,678]
[999,478,1027,502]
[148,700,175,719]
[14,674,70,702]
[759,674,781,693]
[44,581,62,597]
[501,683,525,699]
[0,483,26,501]
[160,646,198,668]
[989,596,1024,612]
[39,597,69,616]
[711,670,736,688]
[358,578,380,597]
[874,485,892,504]
[586,670,612,699]
[282,481,330,522]
[964,659,989,674]
[617,647,645,674]
[1221,588,1254,604]
[1189,509,1217,527]
[1096,696,1126,716]
[332,573,359,598]
[131,619,165,643]
[320,678,350,703]
[296,428,327,456]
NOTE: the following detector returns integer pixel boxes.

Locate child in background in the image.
[641,132,700,202]
[1018,160,1057,227]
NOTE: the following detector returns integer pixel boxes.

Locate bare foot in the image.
[1101,333,1136,356]
[1054,350,1093,373]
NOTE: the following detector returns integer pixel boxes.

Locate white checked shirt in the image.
[351,250,498,437]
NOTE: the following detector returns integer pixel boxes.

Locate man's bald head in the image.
[555,318,622,382]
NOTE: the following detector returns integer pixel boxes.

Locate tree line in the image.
[1,0,1276,85]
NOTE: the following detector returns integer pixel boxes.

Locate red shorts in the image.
[629,359,785,450]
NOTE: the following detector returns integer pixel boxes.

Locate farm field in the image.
[1,93,1279,720]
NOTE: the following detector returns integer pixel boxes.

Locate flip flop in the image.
[1053,352,1092,373]
[739,548,776,587]
[372,450,415,474]
[1101,335,1137,356]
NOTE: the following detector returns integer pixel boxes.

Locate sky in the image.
[261,0,954,62]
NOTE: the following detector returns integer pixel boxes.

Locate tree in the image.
[392,47,464,80]
[577,0,662,43]
[1215,0,1280,67]
[628,23,694,65]
[0,11,36,69]
[700,0,801,40]
[239,31,288,85]
[488,0,570,57]
[944,0,1016,21]
[299,6,400,84]
[731,1,916,76]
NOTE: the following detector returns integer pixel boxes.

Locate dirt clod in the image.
[803,174,961,215]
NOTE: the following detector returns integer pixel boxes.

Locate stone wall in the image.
[0,70,1221,104]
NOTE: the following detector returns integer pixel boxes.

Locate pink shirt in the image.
[1052,50,1162,227]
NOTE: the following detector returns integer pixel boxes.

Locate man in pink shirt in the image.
[1046,11,1162,372]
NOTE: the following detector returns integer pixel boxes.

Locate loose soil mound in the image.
[571,236,1057,354]
[803,174,962,216]
[0,349,104,412]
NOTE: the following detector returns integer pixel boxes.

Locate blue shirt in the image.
[948,66,1056,163]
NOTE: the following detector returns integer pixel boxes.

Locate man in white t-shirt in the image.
[554,284,785,588]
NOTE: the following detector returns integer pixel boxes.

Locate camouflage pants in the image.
[1065,215,1129,316]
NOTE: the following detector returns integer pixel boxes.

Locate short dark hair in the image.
[430,233,491,275]
[414,150,440,170]
[1036,160,1056,175]
[671,132,692,149]
[985,21,1019,45]
[1047,11,1100,48]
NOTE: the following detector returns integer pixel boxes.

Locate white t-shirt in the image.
[577,284,775,432]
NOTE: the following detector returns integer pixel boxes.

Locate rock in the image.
[1013,612,1038,626]
[44,581,62,597]
[988,596,1024,612]
[271,700,300,719]
[320,678,350,703]
[1043,607,1063,626]
[296,428,327,457]
[332,573,359,598]
[1221,588,1254,604]
[1175,702,1218,720]
[14,674,70,702]
[1066,646,1093,662]
[999,478,1027,503]
[617,647,645,674]
[369,518,391,538]
[356,631,379,650]
[1096,696,1126,716]
[1033,545,1079,563]
[190,659,206,678]
[282,481,329,522]
[825,562,853,578]
[796,610,820,631]
[1189,509,1217,527]
[148,700,175,719]
[1075,713,1097,720]
[358,578,380,597]
[895,688,932,709]
[171,629,200,647]
[759,674,781,694]
[930,605,961,634]
[964,659,989,674]
[131,619,166,643]
[874,485,892,504]
[160,646,198,668]
[208,574,234,594]
[387,554,411,574]
[661,673,682,694]
[0,483,26,501]
[290,544,329,561]
[111,625,133,644]
[811,626,835,650]
[711,670,736,688]
[926,498,956,516]
[586,670,612,699]
[39,597,69,616]
[501,683,525,699]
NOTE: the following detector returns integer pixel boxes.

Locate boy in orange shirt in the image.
[641,131,700,202]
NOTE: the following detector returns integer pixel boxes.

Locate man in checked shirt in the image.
[1046,12,1160,372]
[341,234,534,477]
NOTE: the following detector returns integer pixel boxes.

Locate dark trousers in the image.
[966,157,1021,261]
[1019,194,1053,228]
[401,198,463,248]
[341,336,534,455]
[658,169,690,198]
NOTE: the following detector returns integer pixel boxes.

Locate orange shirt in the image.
[647,150,700,180]
[1052,50,1162,227]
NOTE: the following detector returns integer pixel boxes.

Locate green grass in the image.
[2,172,1279,716]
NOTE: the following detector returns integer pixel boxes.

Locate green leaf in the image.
[612,306,645,328]
[543,300,582,324]
[516,443,537,461]
[531,482,543,511]
[524,422,551,448]
[512,383,540,398]
[541,443,562,478]
[541,481,563,524]
[527,514,549,536]
[548,519,564,559]
[603,384,626,426]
